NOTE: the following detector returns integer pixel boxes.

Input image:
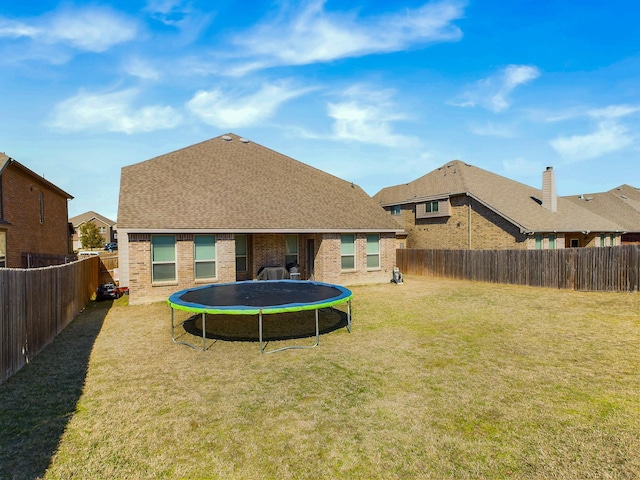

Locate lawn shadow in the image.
[0,300,110,480]
[182,307,349,342]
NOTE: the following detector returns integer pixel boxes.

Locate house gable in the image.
[373,160,627,250]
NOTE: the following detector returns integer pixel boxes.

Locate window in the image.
[390,205,401,215]
[39,192,44,224]
[151,235,176,282]
[285,234,298,266]
[341,234,355,270]
[366,234,380,269]
[235,234,247,272]
[535,235,542,250]
[548,234,556,249]
[194,235,216,279]
[0,230,5,267]
[610,234,615,246]
[570,239,579,248]
[600,234,606,247]
[426,201,439,213]
[99,226,106,233]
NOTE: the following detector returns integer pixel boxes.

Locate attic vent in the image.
[222,135,232,141]
[239,137,249,143]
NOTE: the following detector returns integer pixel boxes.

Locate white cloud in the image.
[144,0,213,43]
[46,7,137,52]
[229,0,465,72]
[0,7,137,54]
[326,87,419,147]
[124,57,161,80]
[549,103,640,161]
[186,82,313,128]
[550,120,633,162]
[469,121,515,137]
[454,64,541,112]
[50,89,181,134]
[588,104,640,119]
[0,19,39,38]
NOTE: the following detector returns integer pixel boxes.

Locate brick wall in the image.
[317,233,395,285]
[126,231,396,304]
[399,195,528,250]
[1,165,70,267]
[127,233,236,304]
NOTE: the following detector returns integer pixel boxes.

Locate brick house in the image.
[117,134,402,304]
[373,160,625,250]
[0,153,74,268]
[69,211,117,251]
[564,185,640,245]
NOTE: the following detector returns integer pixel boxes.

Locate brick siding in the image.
[398,195,529,250]
[1,165,70,267]
[126,231,396,304]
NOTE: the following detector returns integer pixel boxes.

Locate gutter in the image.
[117,227,403,235]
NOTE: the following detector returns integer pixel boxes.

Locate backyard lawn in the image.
[1,276,638,479]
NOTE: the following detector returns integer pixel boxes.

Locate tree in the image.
[79,222,104,250]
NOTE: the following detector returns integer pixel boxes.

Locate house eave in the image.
[118,227,403,235]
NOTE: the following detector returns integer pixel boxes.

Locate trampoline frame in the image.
[167,280,352,354]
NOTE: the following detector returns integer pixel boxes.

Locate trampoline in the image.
[167,280,352,354]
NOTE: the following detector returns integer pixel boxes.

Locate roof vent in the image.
[221,135,232,141]
[239,137,249,143]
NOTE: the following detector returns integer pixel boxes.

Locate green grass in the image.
[1,276,638,479]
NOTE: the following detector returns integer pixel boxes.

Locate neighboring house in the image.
[0,153,74,268]
[117,134,402,304]
[564,184,640,245]
[69,211,117,251]
[373,160,625,250]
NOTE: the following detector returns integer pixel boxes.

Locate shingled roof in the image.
[373,160,624,234]
[69,210,116,227]
[564,185,640,233]
[1,153,73,200]
[117,134,401,232]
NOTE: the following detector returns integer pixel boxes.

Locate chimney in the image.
[542,166,557,212]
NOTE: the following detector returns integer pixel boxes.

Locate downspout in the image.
[467,197,472,250]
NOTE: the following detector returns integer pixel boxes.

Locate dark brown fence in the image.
[397,245,640,292]
[0,256,100,385]
[99,254,118,285]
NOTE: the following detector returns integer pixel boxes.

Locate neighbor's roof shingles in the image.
[564,185,640,233]
[373,160,625,233]
[69,210,116,227]
[118,134,401,232]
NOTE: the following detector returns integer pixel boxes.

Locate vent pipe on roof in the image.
[542,166,557,212]
[222,135,232,141]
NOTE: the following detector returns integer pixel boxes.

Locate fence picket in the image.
[397,245,639,292]
[0,257,99,384]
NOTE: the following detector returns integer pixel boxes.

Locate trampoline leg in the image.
[259,311,265,354]
[202,313,206,351]
[347,299,352,333]
[171,308,175,341]
[314,308,320,345]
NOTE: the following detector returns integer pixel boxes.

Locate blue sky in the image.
[1,0,639,222]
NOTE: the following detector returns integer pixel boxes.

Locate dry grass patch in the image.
[1,276,638,479]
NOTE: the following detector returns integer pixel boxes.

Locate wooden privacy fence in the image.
[0,256,100,385]
[397,245,640,292]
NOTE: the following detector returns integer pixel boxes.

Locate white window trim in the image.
[366,234,381,270]
[151,235,177,285]
[235,234,248,273]
[194,234,217,281]
[285,234,299,266]
[341,234,356,271]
